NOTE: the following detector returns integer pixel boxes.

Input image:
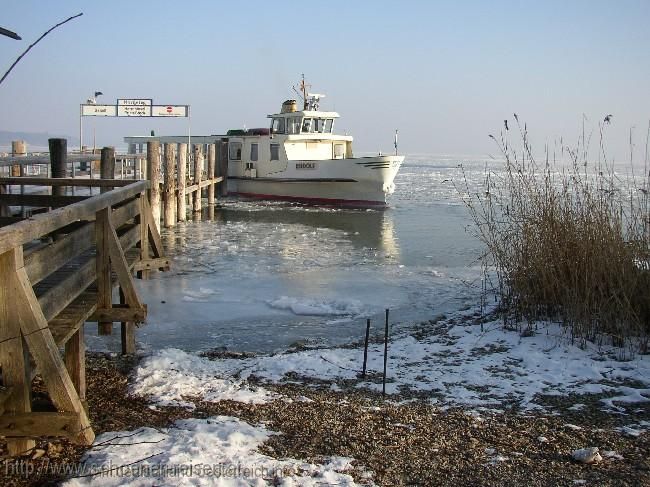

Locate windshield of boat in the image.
[301,118,334,134]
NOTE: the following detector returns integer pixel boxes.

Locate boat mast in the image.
[297,74,309,110]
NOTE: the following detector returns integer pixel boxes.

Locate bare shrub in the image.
[463,116,650,352]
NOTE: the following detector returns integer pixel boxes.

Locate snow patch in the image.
[63,417,367,486]
[130,348,277,409]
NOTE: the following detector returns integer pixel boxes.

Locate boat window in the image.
[229,141,242,160]
[288,117,302,134]
[313,118,325,133]
[334,143,344,159]
[325,119,334,133]
[271,118,285,134]
[270,143,280,161]
[302,118,313,133]
[250,143,258,161]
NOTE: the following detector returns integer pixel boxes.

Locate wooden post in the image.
[147,141,161,232]
[0,249,35,455]
[11,140,26,178]
[96,207,112,335]
[119,287,136,355]
[64,330,86,402]
[99,146,116,194]
[217,139,229,196]
[48,138,67,197]
[177,143,187,222]
[207,143,216,206]
[193,145,203,212]
[163,143,176,227]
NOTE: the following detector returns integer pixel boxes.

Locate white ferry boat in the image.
[226,80,403,206]
[124,79,404,206]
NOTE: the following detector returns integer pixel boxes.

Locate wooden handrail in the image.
[0,180,148,254]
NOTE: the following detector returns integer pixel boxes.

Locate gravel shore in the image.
[1,352,648,486]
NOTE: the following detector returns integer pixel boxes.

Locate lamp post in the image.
[79,91,103,154]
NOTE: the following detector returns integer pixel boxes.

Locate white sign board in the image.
[81,104,117,116]
[117,105,152,117]
[151,105,188,117]
[117,98,152,106]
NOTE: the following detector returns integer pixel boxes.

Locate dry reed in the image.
[463,115,650,353]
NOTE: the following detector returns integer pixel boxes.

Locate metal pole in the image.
[382,308,389,396]
[362,318,371,378]
[79,104,83,154]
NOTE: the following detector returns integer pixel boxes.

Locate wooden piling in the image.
[64,330,86,402]
[207,143,216,206]
[11,140,26,178]
[99,146,116,194]
[177,143,187,222]
[147,141,161,231]
[48,138,67,197]
[163,143,176,227]
[217,140,229,196]
[192,145,203,212]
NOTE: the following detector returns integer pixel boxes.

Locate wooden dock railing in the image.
[0,176,168,455]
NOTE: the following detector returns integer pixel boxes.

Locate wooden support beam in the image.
[137,195,150,280]
[163,143,176,227]
[0,412,81,441]
[0,248,35,455]
[192,145,203,212]
[207,143,216,206]
[177,143,187,222]
[0,386,14,416]
[0,194,88,207]
[106,214,144,312]
[141,196,164,259]
[9,246,94,445]
[133,257,170,272]
[95,207,112,336]
[119,288,136,356]
[89,305,146,323]
[0,177,135,188]
[147,141,161,232]
[64,329,86,402]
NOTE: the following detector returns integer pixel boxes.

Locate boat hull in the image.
[228,155,403,206]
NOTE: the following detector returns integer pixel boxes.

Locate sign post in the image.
[79,98,190,151]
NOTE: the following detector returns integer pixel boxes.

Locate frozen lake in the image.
[88,155,491,353]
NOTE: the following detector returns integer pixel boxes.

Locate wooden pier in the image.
[0,138,227,456]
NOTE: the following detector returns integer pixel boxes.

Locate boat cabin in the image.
[227,98,354,172]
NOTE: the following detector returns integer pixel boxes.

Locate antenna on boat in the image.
[394,129,399,155]
[293,74,311,110]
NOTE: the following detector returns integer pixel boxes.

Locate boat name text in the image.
[296,162,317,170]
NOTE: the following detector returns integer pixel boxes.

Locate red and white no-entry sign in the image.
[166,106,172,113]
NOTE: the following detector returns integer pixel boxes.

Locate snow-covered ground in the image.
[67,309,650,486]
[133,309,650,413]
[63,417,366,486]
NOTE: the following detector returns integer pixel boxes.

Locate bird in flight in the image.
[604,114,613,124]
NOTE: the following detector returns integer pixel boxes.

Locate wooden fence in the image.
[0,174,168,455]
[0,137,230,456]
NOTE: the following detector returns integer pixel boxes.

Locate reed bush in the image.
[464,116,650,352]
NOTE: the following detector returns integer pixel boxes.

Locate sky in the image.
[1,0,649,160]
